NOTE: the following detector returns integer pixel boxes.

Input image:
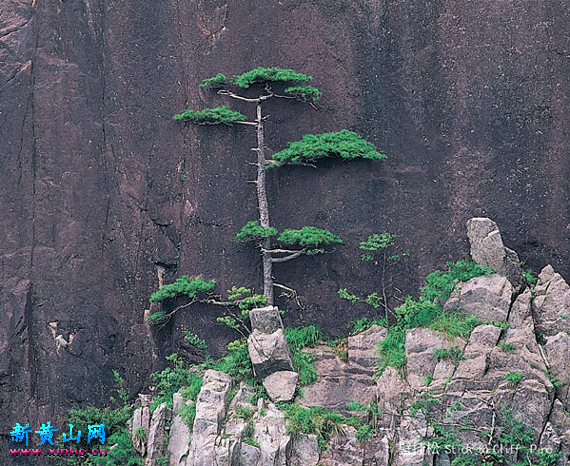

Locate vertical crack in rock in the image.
[23,284,37,397]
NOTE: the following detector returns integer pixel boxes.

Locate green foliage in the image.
[284,85,322,103]
[149,276,215,303]
[520,262,539,285]
[172,105,247,124]
[503,371,524,386]
[433,346,464,365]
[227,285,268,310]
[151,353,203,411]
[500,342,517,352]
[409,392,440,418]
[546,370,563,388]
[214,339,256,385]
[365,292,382,309]
[338,288,360,304]
[231,67,313,88]
[359,232,395,255]
[376,260,490,375]
[95,429,144,466]
[281,403,347,451]
[285,326,321,386]
[234,406,255,419]
[236,221,278,243]
[155,457,169,466]
[350,317,386,335]
[243,437,260,447]
[269,130,386,167]
[182,330,207,350]
[57,372,141,465]
[277,226,342,249]
[147,310,168,324]
[355,424,374,443]
[421,260,493,304]
[199,73,228,89]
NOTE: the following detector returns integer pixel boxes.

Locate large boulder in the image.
[533,265,570,338]
[348,324,387,373]
[443,274,513,322]
[263,370,298,402]
[248,328,294,379]
[249,306,284,334]
[319,425,364,466]
[405,327,465,390]
[466,217,525,290]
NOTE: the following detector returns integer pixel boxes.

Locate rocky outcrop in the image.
[300,325,386,412]
[145,402,170,466]
[247,306,297,402]
[167,391,192,466]
[188,370,233,466]
[533,265,570,338]
[444,274,513,322]
[467,217,525,290]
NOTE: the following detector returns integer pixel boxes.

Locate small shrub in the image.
[499,342,517,352]
[350,317,386,335]
[182,330,207,350]
[503,371,524,387]
[433,346,464,365]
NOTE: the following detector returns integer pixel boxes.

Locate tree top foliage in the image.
[150,276,215,303]
[268,130,387,168]
[236,221,278,243]
[278,226,343,248]
[199,67,314,90]
[172,105,247,124]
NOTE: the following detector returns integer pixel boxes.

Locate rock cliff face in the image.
[133,221,570,465]
[4,0,570,459]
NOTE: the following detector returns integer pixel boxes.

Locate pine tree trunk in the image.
[255,102,274,305]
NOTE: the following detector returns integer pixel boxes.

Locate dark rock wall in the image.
[2,0,570,452]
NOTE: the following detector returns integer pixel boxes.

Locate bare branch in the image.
[217,89,275,103]
[271,251,304,263]
[262,248,304,254]
[234,121,258,127]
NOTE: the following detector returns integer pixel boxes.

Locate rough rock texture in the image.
[444,274,513,322]
[533,265,570,337]
[145,402,170,466]
[248,328,294,380]
[188,370,233,466]
[249,306,284,335]
[405,327,466,390]
[263,370,298,403]
[347,324,387,371]
[167,391,192,466]
[6,0,570,457]
[466,218,525,289]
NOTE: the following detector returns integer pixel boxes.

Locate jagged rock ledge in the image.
[132,219,570,465]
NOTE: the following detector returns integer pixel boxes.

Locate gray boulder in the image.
[253,400,291,466]
[533,265,570,337]
[444,274,513,322]
[300,345,377,412]
[249,306,284,334]
[263,370,298,402]
[247,328,294,379]
[466,217,525,289]
[291,434,320,466]
[348,324,387,373]
[319,425,363,466]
